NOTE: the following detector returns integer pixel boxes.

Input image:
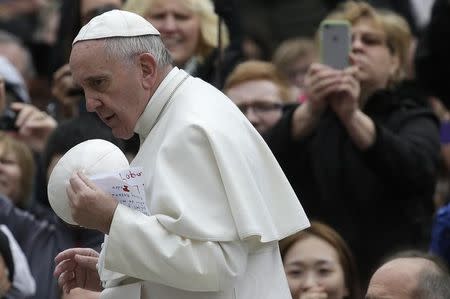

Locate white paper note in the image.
[90,167,149,215]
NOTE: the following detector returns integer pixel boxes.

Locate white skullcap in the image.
[47,139,129,225]
[73,9,160,45]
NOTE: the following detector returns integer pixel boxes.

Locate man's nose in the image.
[85,94,101,112]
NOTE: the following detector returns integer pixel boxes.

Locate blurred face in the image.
[286,55,316,90]
[0,143,21,204]
[283,235,349,299]
[70,40,150,140]
[226,79,284,134]
[366,258,434,299]
[350,18,399,95]
[80,0,122,25]
[146,0,201,67]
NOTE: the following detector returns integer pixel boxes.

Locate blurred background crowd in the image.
[0,0,450,298]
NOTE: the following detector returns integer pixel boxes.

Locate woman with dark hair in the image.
[280,221,361,299]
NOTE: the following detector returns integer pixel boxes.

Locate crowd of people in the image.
[0,0,449,298]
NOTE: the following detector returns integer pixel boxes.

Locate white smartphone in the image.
[319,20,351,70]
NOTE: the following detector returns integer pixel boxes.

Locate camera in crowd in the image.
[0,81,22,132]
[0,107,17,131]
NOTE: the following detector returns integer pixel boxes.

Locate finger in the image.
[55,248,95,264]
[54,259,77,277]
[309,76,342,95]
[58,269,75,287]
[13,104,37,128]
[66,183,76,207]
[53,64,72,81]
[20,114,57,130]
[75,254,99,271]
[343,64,358,76]
[69,172,90,192]
[313,81,343,101]
[307,65,341,83]
[77,171,97,190]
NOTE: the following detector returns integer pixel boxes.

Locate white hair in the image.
[103,35,172,68]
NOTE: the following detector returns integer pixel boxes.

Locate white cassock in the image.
[97,68,309,299]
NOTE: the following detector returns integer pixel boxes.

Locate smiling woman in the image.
[280,221,361,299]
[123,0,242,88]
[124,0,228,68]
[0,132,35,209]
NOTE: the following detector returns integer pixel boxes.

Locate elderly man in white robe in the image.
[53,10,309,299]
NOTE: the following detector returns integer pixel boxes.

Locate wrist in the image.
[102,201,119,235]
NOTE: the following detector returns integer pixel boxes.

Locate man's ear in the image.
[138,53,157,90]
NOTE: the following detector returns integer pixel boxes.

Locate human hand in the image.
[67,172,118,234]
[0,255,11,297]
[293,286,328,299]
[299,291,328,299]
[54,248,102,294]
[303,63,344,115]
[61,287,101,299]
[0,0,46,20]
[51,64,84,118]
[10,102,57,153]
[328,66,361,123]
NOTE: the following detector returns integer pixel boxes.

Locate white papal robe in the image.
[97,68,310,299]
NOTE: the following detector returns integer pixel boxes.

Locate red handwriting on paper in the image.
[119,170,143,181]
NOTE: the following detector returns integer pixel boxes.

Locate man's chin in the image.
[112,129,134,140]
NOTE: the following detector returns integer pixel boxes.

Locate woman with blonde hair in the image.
[124,0,242,87]
[265,1,440,282]
[0,132,35,209]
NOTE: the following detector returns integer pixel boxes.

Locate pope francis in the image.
[53,9,309,299]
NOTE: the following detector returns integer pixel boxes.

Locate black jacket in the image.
[265,83,440,280]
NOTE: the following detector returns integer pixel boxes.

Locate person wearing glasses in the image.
[265,1,440,283]
[224,60,294,134]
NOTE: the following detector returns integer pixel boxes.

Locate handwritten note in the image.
[90,167,149,215]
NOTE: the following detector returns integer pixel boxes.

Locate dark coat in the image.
[265,83,440,280]
[0,197,103,299]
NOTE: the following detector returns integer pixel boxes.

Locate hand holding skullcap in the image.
[47,139,129,225]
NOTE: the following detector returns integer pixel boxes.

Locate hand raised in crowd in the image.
[0,256,11,298]
[52,64,84,119]
[328,65,360,123]
[67,172,118,234]
[0,0,46,19]
[292,286,328,299]
[10,102,57,153]
[303,63,345,115]
[54,248,102,294]
[291,63,344,139]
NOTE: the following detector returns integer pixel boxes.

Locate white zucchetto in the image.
[73,9,160,45]
[47,139,129,225]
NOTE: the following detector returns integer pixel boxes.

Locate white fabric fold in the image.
[99,67,309,298]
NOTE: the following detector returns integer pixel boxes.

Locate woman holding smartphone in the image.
[265,1,440,284]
